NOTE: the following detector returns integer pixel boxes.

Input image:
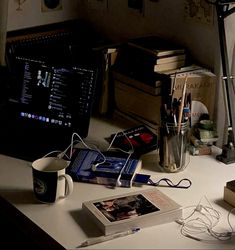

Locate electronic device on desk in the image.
[0,58,98,161]
[0,22,102,161]
[0,59,98,161]
[66,148,142,188]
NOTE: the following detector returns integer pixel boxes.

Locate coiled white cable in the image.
[176,196,235,242]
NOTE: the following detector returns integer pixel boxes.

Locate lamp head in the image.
[217,0,235,4]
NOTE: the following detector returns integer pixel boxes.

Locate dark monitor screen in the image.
[15,58,97,132]
[0,58,98,161]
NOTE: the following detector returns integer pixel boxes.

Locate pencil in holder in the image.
[159,121,189,172]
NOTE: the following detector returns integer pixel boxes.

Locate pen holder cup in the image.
[159,121,189,173]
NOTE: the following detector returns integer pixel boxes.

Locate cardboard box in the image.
[224,186,235,207]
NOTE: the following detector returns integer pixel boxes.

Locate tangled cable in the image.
[175,196,235,242]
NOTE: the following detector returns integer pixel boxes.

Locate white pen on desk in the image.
[77,228,140,248]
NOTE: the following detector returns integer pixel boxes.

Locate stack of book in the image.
[111,36,186,134]
[113,77,163,132]
[111,36,216,135]
[127,35,187,73]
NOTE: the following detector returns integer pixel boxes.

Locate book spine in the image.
[112,71,162,96]
[97,176,131,187]
[113,45,159,84]
[112,70,162,87]
[156,54,186,65]
[76,175,131,187]
[154,60,185,72]
[114,80,162,124]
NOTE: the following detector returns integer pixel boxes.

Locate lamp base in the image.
[216,144,235,164]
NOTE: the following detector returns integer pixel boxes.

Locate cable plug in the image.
[195,204,203,212]
[222,232,233,237]
[175,219,184,225]
[57,152,65,159]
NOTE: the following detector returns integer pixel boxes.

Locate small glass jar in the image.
[159,121,189,172]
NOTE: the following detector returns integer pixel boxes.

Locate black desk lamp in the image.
[211,0,235,163]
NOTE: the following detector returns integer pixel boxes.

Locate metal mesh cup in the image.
[159,121,189,172]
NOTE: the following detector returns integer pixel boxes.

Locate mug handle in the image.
[60,174,74,198]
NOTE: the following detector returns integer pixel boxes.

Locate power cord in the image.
[148,178,192,189]
[106,131,135,187]
[41,139,81,160]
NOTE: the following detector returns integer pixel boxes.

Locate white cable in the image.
[115,151,133,187]
[42,130,135,187]
[69,132,92,158]
[41,137,81,160]
[42,150,62,158]
[176,196,235,242]
[106,131,134,187]
[107,131,134,154]
[227,207,235,235]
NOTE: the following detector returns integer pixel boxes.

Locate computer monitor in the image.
[0,57,98,161]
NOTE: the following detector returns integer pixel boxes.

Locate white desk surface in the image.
[0,117,235,249]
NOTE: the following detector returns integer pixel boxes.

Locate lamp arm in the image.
[216,3,235,143]
[215,2,235,163]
